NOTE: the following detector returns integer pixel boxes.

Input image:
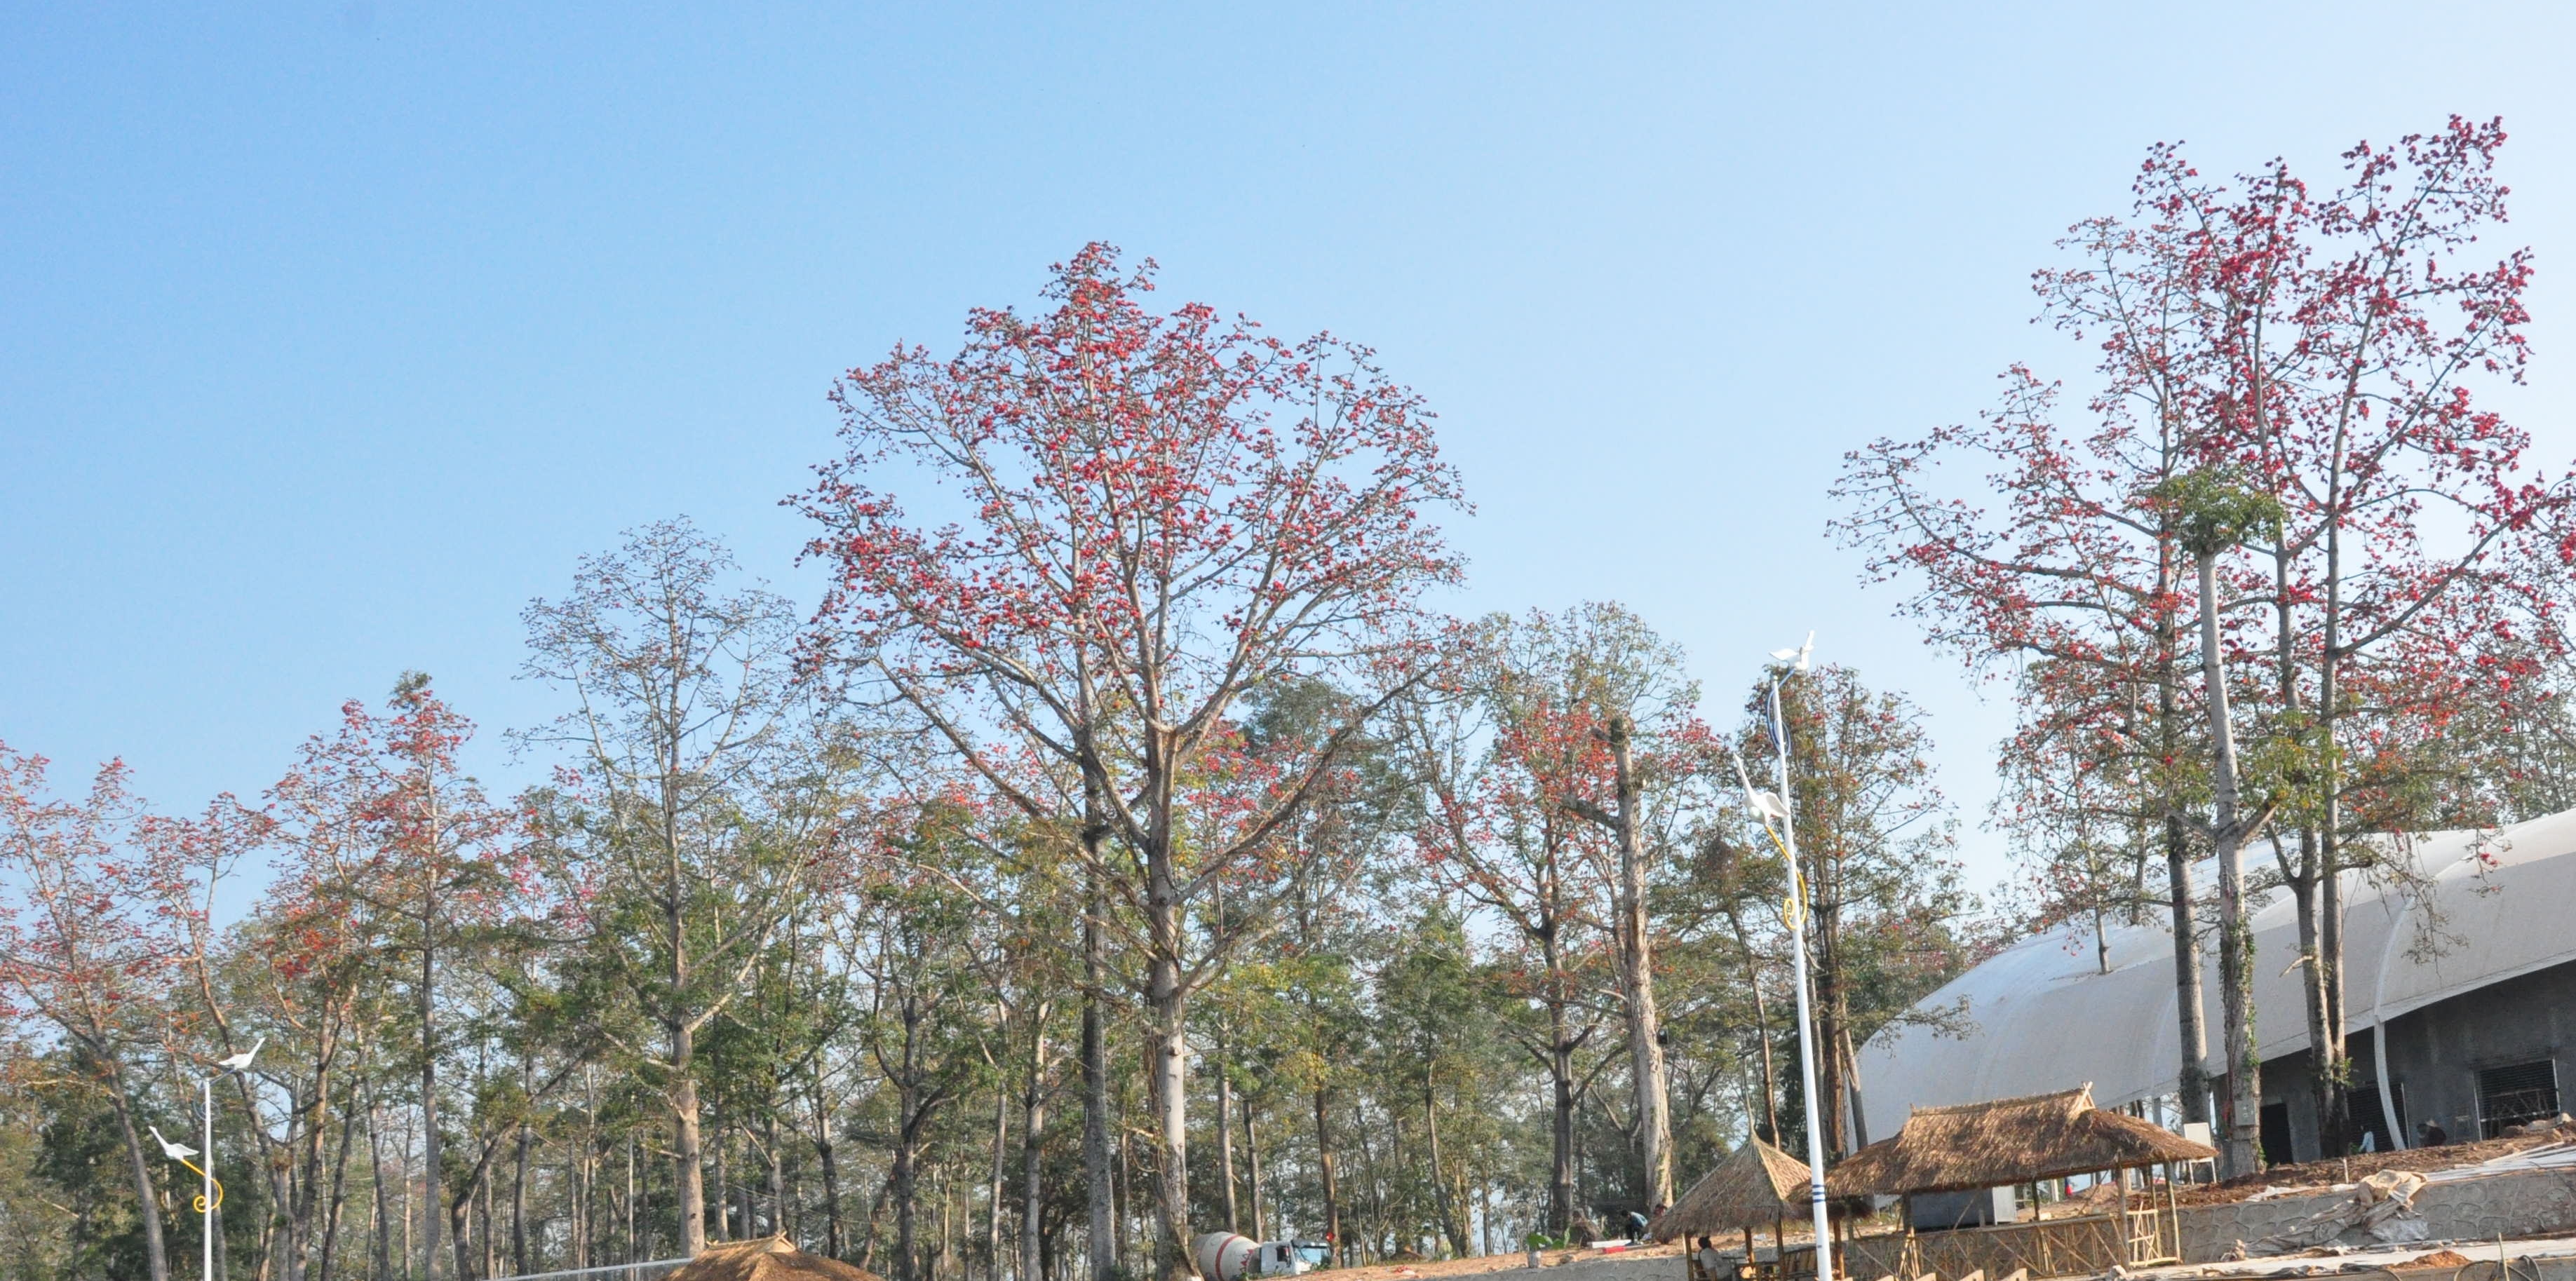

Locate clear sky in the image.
[8,2,2575,905]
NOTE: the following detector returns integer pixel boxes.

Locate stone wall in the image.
[2177,1168,2576,1262]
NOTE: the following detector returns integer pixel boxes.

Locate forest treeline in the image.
[11,119,2576,1281]
[0,251,1974,1281]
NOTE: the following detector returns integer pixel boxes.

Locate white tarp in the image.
[1857,807,2576,1116]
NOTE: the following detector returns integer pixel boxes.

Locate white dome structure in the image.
[1859,808,2576,1153]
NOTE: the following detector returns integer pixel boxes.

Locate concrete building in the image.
[1859,808,2576,1165]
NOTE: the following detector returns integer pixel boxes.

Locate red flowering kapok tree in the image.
[1840,118,2574,1170]
[800,245,1464,1281]
[0,746,192,1281]
[276,677,522,1280]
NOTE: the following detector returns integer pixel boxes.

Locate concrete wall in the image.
[2258,958,2576,1163]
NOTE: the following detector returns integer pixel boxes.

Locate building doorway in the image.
[2349,1081,2404,1152]
[2259,1102,2294,1167]
[2477,1061,2561,1139]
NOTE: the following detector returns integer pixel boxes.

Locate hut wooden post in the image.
[2161,1163,2180,1260]
[2117,1167,2129,1265]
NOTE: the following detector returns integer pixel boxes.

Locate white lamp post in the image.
[1733,633,1834,1281]
[154,1038,261,1281]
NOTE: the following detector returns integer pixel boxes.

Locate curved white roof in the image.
[1858,807,2576,1116]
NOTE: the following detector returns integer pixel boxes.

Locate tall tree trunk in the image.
[512,1123,531,1275]
[1729,910,1782,1143]
[897,1087,923,1281]
[771,1111,789,1241]
[450,1158,481,1281]
[2319,381,2355,1155]
[2157,621,2216,1134]
[1215,1023,1239,1235]
[1606,717,1673,1206]
[818,1119,847,1259]
[715,1118,732,1242]
[1814,914,1847,1160]
[1547,1004,1577,1236]
[2290,846,2340,1155]
[1023,1023,1049,1281]
[1113,1080,1129,1268]
[2322,829,2349,1127]
[575,1141,592,1269]
[673,1028,708,1256]
[1312,1088,1341,1268]
[421,934,447,1281]
[1425,1066,1465,1258]
[2274,548,2345,1158]
[1836,1023,1869,1148]
[1144,850,1194,1281]
[1239,1090,1265,1242]
[664,750,708,1260]
[317,1079,362,1281]
[368,1095,395,1281]
[2154,531,2215,1130]
[1081,862,1115,1281]
[990,1082,1011,1281]
[484,1155,499,1279]
[104,1059,173,1281]
[1542,913,1580,1237]
[2197,548,2264,1176]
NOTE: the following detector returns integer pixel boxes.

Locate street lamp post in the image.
[1733,634,1834,1281]
[154,1038,260,1281]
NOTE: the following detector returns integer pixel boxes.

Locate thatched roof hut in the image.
[1649,1138,1816,1241]
[1824,1084,2214,1198]
[664,1237,887,1281]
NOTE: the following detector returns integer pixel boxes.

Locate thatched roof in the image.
[1824,1084,2216,1198]
[1650,1139,1816,1240]
[666,1237,887,1281]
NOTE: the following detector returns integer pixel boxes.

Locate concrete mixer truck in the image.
[1192,1232,1328,1280]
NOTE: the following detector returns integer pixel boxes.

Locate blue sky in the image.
[7,2,2575,904]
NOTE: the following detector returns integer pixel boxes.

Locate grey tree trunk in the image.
[674,1026,708,1256]
[1239,1090,1264,1242]
[1312,1088,1340,1268]
[513,1123,531,1275]
[421,921,446,1280]
[2197,548,2264,1176]
[2157,541,2215,1129]
[1215,1026,1238,1235]
[1145,907,1192,1281]
[1607,717,1673,1206]
[1082,872,1114,1281]
[989,1083,1010,1281]
[369,1095,395,1281]
[2164,811,2211,1125]
[818,1122,846,1260]
[105,1061,173,1281]
[1022,1023,1049,1281]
